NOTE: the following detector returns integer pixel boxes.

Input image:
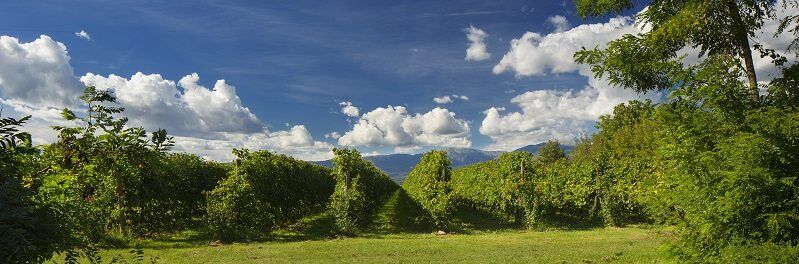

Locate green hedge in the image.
[451,151,534,223]
[206,150,334,240]
[402,150,453,228]
[329,148,398,234]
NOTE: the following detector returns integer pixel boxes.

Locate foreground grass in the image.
[54,227,667,263]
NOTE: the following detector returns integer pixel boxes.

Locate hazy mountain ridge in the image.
[316,143,569,184]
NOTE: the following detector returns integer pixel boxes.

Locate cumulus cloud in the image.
[433,94,469,104]
[547,15,571,33]
[80,72,262,135]
[338,106,471,149]
[339,101,360,117]
[0,34,333,161]
[484,16,654,150]
[0,35,83,108]
[480,77,656,150]
[493,16,637,77]
[75,30,91,41]
[465,26,491,61]
[172,125,334,161]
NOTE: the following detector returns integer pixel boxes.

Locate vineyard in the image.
[3,84,798,263]
[3,1,799,263]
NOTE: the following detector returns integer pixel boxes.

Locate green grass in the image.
[48,190,670,263]
[51,227,668,263]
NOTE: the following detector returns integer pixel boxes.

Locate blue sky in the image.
[6,0,789,160]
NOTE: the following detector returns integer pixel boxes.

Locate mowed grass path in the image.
[85,228,666,263]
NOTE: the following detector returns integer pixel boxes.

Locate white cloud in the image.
[339,101,360,117]
[324,131,342,139]
[0,35,83,108]
[493,16,636,77]
[0,34,333,161]
[547,15,571,33]
[433,94,469,104]
[338,106,471,148]
[480,77,656,151]
[75,30,91,41]
[80,72,262,135]
[484,16,656,150]
[433,95,453,104]
[172,125,334,161]
[465,26,491,61]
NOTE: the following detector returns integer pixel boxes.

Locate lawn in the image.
[52,227,668,263]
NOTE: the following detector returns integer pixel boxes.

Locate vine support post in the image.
[344,167,351,191]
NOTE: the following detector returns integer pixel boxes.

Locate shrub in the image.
[403,150,454,228]
[161,154,228,218]
[206,150,334,240]
[451,151,534,224]
[329,148,398,234]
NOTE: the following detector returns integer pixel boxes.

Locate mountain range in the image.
[315,143,572,184]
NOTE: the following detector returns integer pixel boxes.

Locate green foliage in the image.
[712,242,799,264]
[161,153,227,218]
[535,140,566,164]
[1,114,31,150]
[525,158,595,228]
[578,100,659,226]
[451,151,534,224]
[0,113,75,263]
[44,86,178,236]
[569,1,799,260]
[649,103,799,260]
[402,150,453,228]
[574,0,797,103]
[328,148,398,234]
[206,150,334,240]
[574,0,632,18]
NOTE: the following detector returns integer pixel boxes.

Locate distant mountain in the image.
[513,142,573,154]
[315,144,574,184]
[315,148,501,184]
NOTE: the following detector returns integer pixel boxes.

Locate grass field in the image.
[48,190,670,263]
[51,227,668,263]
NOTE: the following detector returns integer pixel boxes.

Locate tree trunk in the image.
[727,0,759,104]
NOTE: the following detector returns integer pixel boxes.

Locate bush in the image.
[206,150,334,240]
[451,151,534,224]
[712,243,799,264]
[403,150,454,228]
[329,148,398,234]
[159,154,227,219]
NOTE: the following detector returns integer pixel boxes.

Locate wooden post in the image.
[344,168,351,191]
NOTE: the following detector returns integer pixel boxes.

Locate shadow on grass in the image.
[107,191,618,250]
[449,204,519,234]
[369,188,435,234]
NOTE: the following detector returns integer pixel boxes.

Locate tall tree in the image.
[575,0,797,105]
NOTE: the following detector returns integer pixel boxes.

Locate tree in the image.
[536,140,566,164]
[49,86,175,235]
[575,0,799,104]
[0,113,70,263]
